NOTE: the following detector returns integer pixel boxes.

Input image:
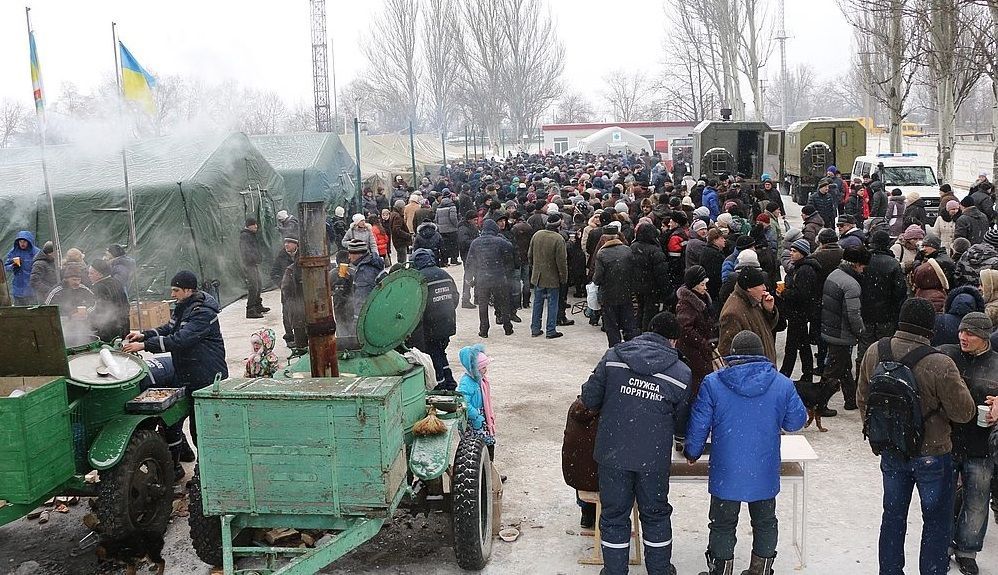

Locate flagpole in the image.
[26,7,62,270]
[112,22,142,329]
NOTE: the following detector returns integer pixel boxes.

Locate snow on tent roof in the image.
[0,132,286,307]
[575,126,652,153]
[250,132,358,209]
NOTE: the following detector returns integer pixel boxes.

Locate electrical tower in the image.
[310,0,332,132]
[776,0,789,128]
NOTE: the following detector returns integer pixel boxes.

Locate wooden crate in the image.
[0,377,75,504]
[128,301,172,331]
[193,376,407,518]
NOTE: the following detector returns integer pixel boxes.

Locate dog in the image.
[794,379,840,432]
[95,530,165,575]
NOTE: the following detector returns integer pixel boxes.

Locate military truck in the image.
[692,120,784,186]
[784,118,866,205]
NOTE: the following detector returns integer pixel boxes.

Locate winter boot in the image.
[178,436,197,463]
[699,551,734,575]
[740,553,775,575]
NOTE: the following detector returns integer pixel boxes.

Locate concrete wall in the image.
[867,135,996,190]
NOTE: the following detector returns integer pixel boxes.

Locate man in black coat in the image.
[270,237,302,347]
[466,219,515,337]
[88,260,130,343]
[409,248,459,390]
[779,239,821,383]
[581,312,691,575]
[856,231,907,378]
[593,222,638,347]
[122,270,229,475]
[938,313,998,575]
[239,217,268,319]
[956,195,990,245]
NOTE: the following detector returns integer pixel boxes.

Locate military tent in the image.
[0,132,285,307]
[251,132,358,213]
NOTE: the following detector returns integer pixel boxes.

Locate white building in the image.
[540,121,698,155]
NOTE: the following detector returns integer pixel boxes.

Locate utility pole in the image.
[309,0,332,132]
[776,0,789,128]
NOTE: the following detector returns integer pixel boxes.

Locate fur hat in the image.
[335,206,347,217]
[922,234,942,251]
[737,249,760,268]
[683,265,708,290]
[817,228,838,245]
[843,245,871,265]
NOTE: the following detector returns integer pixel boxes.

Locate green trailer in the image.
[692,120,784,185]
[187,268,500,574]
[0,306,188,540]
[784,118,867,205]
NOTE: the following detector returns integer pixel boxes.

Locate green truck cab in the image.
[784,118,867,205]
[188,267,500,574]
[0,305,188,539]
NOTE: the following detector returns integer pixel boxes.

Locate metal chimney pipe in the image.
[0,264,11,306]
[298,201,339,377]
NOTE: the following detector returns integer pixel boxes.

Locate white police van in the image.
[852,153,942,216]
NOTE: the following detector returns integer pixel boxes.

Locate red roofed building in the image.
[540,121,697,154]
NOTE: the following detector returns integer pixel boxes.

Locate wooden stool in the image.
[576,490,642,566]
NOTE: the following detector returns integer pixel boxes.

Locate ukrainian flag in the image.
[29,30,44,117]
[118,41,156,114]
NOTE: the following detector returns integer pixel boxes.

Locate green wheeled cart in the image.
[0,306,188,541]
[188,268,501,574]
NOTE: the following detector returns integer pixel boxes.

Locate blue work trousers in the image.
[598,465,673,575]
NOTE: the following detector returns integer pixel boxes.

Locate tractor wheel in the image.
[188,464,224,567]
[95,428,174,538]
[451,433,493,571]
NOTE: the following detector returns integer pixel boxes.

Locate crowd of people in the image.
[6,147,998,574]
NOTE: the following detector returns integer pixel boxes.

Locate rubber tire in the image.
[188,464,224,567]
[95,428,174,539]
[451,433,493,570]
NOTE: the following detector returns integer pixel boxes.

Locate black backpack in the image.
[862,338,939,457]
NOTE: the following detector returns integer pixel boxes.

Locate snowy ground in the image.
[3,199,997,574]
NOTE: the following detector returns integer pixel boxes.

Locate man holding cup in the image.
[938,312,998,575]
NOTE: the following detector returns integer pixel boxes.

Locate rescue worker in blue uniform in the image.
[581,311,692,575]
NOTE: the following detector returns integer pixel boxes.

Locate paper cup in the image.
[978,405,991,427]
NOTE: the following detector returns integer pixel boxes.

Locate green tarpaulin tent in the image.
[251,132,357,211]
[0,132,286,307]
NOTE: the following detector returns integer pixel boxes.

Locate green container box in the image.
[193,376,407,518]
[0,377,76,504]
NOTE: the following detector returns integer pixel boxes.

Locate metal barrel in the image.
[298,201,339,377]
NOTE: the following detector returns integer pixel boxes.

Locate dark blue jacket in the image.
[581,333,692,472]
[350,252,386,315]
[931,286,985,346]
[684,356,806,502]
[4,231,41,299]
[466,219,514,288]
[410,248,458,345]
[141,290,228,388]
[807,190,839,230]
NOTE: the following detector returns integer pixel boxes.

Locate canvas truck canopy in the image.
[0,132,285,307]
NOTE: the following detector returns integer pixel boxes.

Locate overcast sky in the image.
[1,0,854,116]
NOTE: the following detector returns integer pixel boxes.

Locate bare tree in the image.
[965,0,998,179]
[285,100,317,133]
[237,89,289,135]
[1,99,27,148]
[735,0,776,121]
[919,0,985,183]
[602,70,649,122]
[421,0,460,133]
[498,0,566,141]
[764,64,816,124]
[840,0,925,152]
[658,33,720,122]
[362,0,421,131]
[453,0,507,143]
[554,92,594,124]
